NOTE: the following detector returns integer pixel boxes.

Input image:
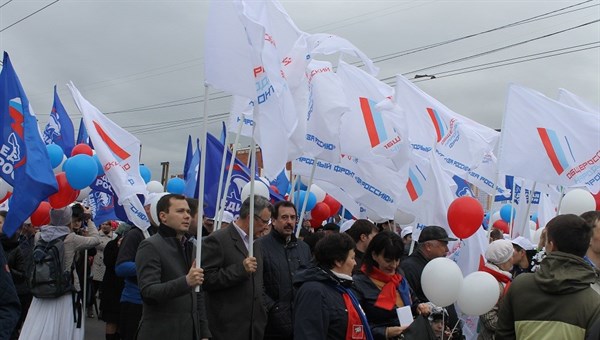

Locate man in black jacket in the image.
[256,201,311,340]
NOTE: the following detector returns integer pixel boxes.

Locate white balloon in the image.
[457,271,500,316]
[310,184,326,203]
[559,189,596,216]
[531,227,544,246]
[394,209,416,225]
[149,192,169,226]
[146,180,164,193]
[421,257,463,307]
[241,180,270,202]
[76,187,92,201]
[528,220,537,231]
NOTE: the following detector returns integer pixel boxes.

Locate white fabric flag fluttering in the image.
[67,83,150,230]
[499,84,600,194]
[558,88,599,115]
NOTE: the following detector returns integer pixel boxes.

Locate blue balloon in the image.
[139,165,152,184]
[531,212,538,223]
[46,144,64,169]
[293,190,317,211]
[93,154,104,176]
[62,157,72,172]
[500,204,516,223]
[166,177,185,194]
[65,154,98,190]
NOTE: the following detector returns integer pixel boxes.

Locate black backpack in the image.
[29,235,74,298]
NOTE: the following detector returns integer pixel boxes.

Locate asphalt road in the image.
[83,308,107,340]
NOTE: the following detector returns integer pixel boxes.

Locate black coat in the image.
[0,245,20,339]
[99,237,124,322]
[293,266,353,340]
[1,233,27,295]
[256,228,312,338]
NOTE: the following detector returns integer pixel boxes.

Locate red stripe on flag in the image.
[360,97,380,147]
[406,179,418,201]
[93,121,131,160]
[426,108,442,142]
[537,128,564,174]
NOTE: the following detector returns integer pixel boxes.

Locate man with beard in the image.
[256,201,311,339]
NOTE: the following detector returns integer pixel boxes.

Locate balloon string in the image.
[448,318,461,340]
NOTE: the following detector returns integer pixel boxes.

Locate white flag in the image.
[67,83,150,230]
[558,88,599,115]
[303,60,347,162]
[394,74,500,178]
[228,96,255,138]
[499,84,600,194]
[336,62,411,171]
[292,154,404,219]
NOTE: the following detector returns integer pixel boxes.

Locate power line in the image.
[0,0,13,9]
[368,0,597,63]
[0,0,59,33]
[402,19,599,76]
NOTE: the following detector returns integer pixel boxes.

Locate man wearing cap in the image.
[220,211,234,229]
[400,226,462,336]
[256,201,311,340]
[497,214,600,339]
[400,226,413,259]
[510,236,535,277]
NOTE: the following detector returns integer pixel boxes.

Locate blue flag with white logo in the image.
[88,190,118,225]
[0,52,58,236]
[43,85,75,156]
[183,141,200,198]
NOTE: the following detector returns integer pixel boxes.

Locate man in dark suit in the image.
[135,194,210,340]
[202,196,272,340]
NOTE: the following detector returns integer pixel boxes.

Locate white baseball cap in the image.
[401,226,413,239]
[511,236,534,251]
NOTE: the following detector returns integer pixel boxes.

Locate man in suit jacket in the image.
[136,194,210,340]
[202,196,272,340]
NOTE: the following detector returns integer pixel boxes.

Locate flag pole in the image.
[81,248,88,337]
[295,159,317,238]
[248,112,257,257]
[508,179,517,237]
[195,84,209,291]
[215,121,244,231]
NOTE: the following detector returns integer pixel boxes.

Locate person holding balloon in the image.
[353,231,432,340]
[478,239,514,340]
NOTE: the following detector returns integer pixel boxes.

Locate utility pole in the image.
[160,162,170,187]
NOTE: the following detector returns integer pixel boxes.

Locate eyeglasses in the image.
[254,215,271,225]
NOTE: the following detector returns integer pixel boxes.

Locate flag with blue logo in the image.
[87,190,118,225]
[219,121,226,145]
[0,52,58,236]
[43,85,75,156]
[183,140,200,198]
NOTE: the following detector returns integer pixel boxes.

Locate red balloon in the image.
[593,192,600,211]
[31,201,52,227]
[0,191,12,204]
[71,143,93,157]
[493,220,510,234]
[447,196,484,239]
[311,202,331,221]
[310,219,324,228]
[322,195,341,218]
[269,185,280,195]
[49,172,79,208]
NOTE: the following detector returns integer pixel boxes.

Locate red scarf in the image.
[361,264,402,310]
[341,292,366,339]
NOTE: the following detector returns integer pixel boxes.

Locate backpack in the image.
[29,235,74,298]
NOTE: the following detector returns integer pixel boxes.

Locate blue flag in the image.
[90,174,115,195]
[494,175,540,204]
[43,85,75,156]
[201,133,283,218]
[87,190,118,225]
[183,141,200,198]
[76,117,89,145]
[183,135,193,181]
[219,121,227,145]
[0,52,58,236]
[270,169,290,197]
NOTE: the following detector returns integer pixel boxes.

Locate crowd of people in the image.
[1,194,600,340]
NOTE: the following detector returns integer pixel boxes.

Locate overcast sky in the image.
[1,0,598,178]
